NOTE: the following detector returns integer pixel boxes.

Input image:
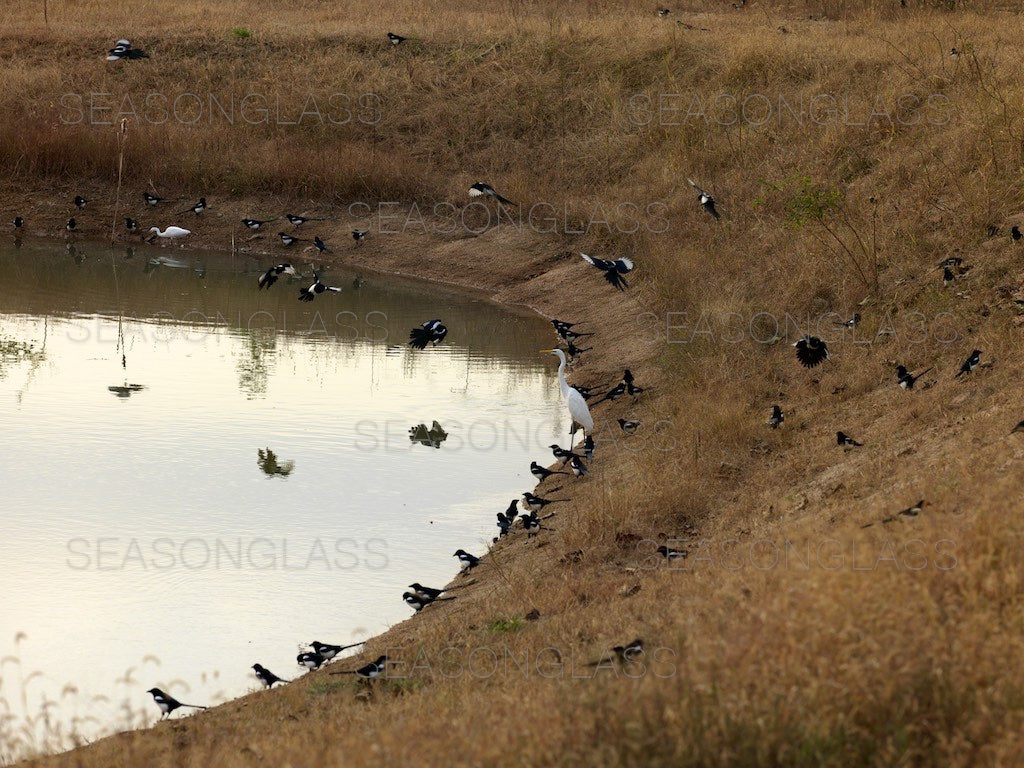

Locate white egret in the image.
[543,348,594,441]
[147,226,191,241]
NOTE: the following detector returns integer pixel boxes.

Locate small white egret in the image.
[543,348,594,441]
[148,226,191,241]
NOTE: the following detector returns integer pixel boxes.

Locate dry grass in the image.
[6,0,1024,766]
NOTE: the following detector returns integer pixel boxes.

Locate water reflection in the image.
[257,447,294,478]
[409,420,448,449]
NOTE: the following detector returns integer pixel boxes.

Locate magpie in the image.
[560,328,594,342]
[403,591,454,611]
[949,47,959,57]
[897,364,932,389]
[409,582,471,600]
[278,232,305,247]
[566,340,592,361]
[618,418,639,435]
[583,435,595,460]
[580,253,634,290]
[313,236,333,254]
[836,431,863,448]
[937,256,963,270]
[242,218,274,230]
[66,218,77,232]
[125,217,139,232]
[522,492,565,513]
[575,385,600,401]
[258,263,297,289]
[107,39,148,61]
[623,369,644,397]
[496,510,514,537]
[657,7,671,16]
[551,319,583,338]
[955,349,982,378]
[503,499,520,520]
[943,266,955,286]
[352,228,369,244]
[252,663,290,688]
[597,382,627,404]
[454,549,480,570]
[793,336,829,368]
[549,444,582,465]
[13,216,23,229]
[863,499,927,528]
[687,178,721,220]
[329,655,388,680]
[531,461,567,481]
[286,213,325,227]
[769,405,784,429]
[298,272,343,302]
[468,181,515,206]
[143,191,165,206]
[656,545,687,560]
[835,313,860,328]
[297,651,325,671]
[587,639,644,666]
[409,319,448,349]
[146,688,207,719]
[74,195,88,210]
[569,455,589,478]
[387,32,407,45]
[1011,420,1024,435]
[310,640,365,661]
[1013,225,1022,241]
[178,198,206,216]
[520,511,552,536]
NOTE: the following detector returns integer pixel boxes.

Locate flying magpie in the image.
[73,195,88,210]
[409,319,448,349]
[687,178,721,220]
[146,688,207,719]
[836,431,863,448]
[955,349,982,378]
[297,651,326,671]
[793,336,829,368]
[258,263,297,289]
[454,549,480,570]
[298,271,342,302]
[468,182,515,206]
[530,461,567,482]
[897,364,932,389]
[352,228,369,244]
[580,253,634,290]
[769,405,784,429]
[286,213,325,227]
[178,198,206,216]
[522,492,565,513]
[143,191,165,206]
[618,418,639,435]
[310,641,365,661]
[329,655,388,680]
[252,663,290,688]
[387,32,407,45]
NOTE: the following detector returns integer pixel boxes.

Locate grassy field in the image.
[5,0,1024,765]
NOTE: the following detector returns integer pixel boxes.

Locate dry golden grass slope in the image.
[5,0,1024,765]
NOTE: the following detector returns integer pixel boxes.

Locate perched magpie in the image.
[313,236,332,254]
[657,7,671,16]
[403,591,454,611]
[73,195,88,210]
[769,405,784,429]
[583,435,595,460]
[242,218,274,230]
[520,511,552,537]
[297,651,326,671]
[575,385,599,401]
[793,336,829,368]
[836,431,863,448]
[387,32,407,45]
[560,328,594,342]
[566,340,592,361]
[298,273,342,302]
[863,499,927,528]
[107,39,148,61]
[143,191,165,206]
[569,455,589,478]
[687,179,721,220]
[468,181,515,206]
[409,319,448,349]
[597,382,627,404]
[252,663,290,688]
[955,349,982,378]
[623,369,644,397]
[656,545,687,560]
[618,418,639,435]
[1012,225,1022,241]
[13,216,23,229]
[409,582,470,600]
[329,655,388,680]
[587,639,645,666]
[125,217,139,232]
[278,232,305,247]
[580,253,634,291]
[549,444,582,465]
[897,364,932,389]
[352,228,369,244]
[551,319,583,338]
[835,313,860,328]
[531,461,567,481]
[66,218,77,232]
[146,688,207,719]
[258,263,297,289]
[522,492,565,513]
[310,641,365,661]
[496,510,514,537]
[178,198,206,216]
[286,213,325,227]
[949,47,959,57]
[454,549,480,570]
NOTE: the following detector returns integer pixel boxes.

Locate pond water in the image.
[0,240,565,753]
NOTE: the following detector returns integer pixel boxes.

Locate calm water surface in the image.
[0,241,565,748]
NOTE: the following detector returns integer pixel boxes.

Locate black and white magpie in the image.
[863,499,927,528]
[66,218,77,232]
[793,335,829,368]
[657,7,671,17]
[454,549,480,570]
[330,655,388,680]
[569,456,589,479]
[531,461,567,481]
[580,253,634,291]
[409,582,471,600]
[125,217,139,232]
[286,213,325,227]
[588,639,645,666]
[551,319,583,338]
[566,340,592,361]
[278,232,305,247]
[258,263,297,289]
[618,418,639,435]
[522,492,565,513]
[403,591,454,611]
[769,405,784,429]
[73,195,88,210]
[242,218,274,230]
[143,191,164,206]
[1012,225,1022,241]
[178,198,206,216]
[520,511,552,537]
[583,435,595,461]
[298,273,342,302]
[943,266,955,286]
[560,328,593,343]
[107,39,148,61]
[352,228,369,244]
[897,364,932,389]
[549,444,582,465]
[955,349,982,378]
[146,688,206,719]
[836,431,863,448]
[834,313,860,328]
[310,641,365,661]
[387,32,407,45]
[297,651,326,671]
[252,663,290,688]
[408,319,448,349]
[313,236,332,254]
[656,545,687,560]
[687,178,721,220]
[468,182,514,206]
[13,216,23,229]
[623,369,644,397]
[496,510,514,537]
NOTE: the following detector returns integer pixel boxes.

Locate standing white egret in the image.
[147,226,191,242]
[543,348,594,441]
